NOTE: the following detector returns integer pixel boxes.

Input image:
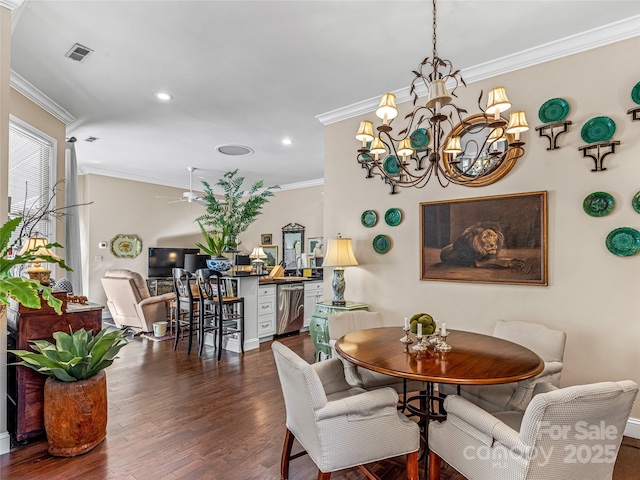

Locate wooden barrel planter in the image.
[43,370,108,456]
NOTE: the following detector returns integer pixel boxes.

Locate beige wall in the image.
[324,38,640,417]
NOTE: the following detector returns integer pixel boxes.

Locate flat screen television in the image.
[148,247,200,278]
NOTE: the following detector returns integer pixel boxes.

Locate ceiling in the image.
[9,1,640,193]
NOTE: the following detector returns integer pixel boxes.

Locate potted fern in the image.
[195,221,233,272]
[9,327,128,456]
[197,169,279,252]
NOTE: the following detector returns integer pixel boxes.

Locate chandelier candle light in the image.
[356,0,529,194]
[323,234,359,306]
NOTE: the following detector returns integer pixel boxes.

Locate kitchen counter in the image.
[259,276,321,285]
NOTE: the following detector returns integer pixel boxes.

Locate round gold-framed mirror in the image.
[442,113,520,187]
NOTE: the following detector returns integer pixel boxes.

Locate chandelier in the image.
[355,0,529,194]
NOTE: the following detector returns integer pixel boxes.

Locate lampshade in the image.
[397,138,414,158]
[506,111,530,134]
[425,79,452,110]
[486,86,512,118]
[323,235,359,268]
[375,93,398,123]
[250,246,267,259]
[443,136,462,155]
[19,236,61,262]
[488,127,506,142]
[355,120,374,143]
[369,136,386,156]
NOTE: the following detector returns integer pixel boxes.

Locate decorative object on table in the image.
[197,169,279,252]
[0,217,71,314]
[109,234,141,259]
[361,210,378,228]
[578,116,620,172]
[67,295,88,304]
[583,191,615,217]
[353,0,528,194]
[632,190,640,214]
[628,81,640,121]
[436,322,452,351]
[400,317,414,345]
[9,327,128,456]
[411,323,429,353]
[372,234,392,254]
[605,227,640,257]
[421,191,548,285]
[384,208,403,227]
[535,97,572,150]
[323,233,359,306]
[261,245,278,270]
[260,233,272,245]
[196,222,233,272]
[18,236,64,285]
[249,246,268,274]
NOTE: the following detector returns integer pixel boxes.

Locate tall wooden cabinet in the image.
[6,292,103,441]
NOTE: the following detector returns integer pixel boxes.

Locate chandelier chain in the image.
[432,0,437,60]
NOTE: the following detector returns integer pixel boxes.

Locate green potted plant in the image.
[197,169,279,252]
[9,327,128,456]
[0,216,71,313]
[195,221,233,272]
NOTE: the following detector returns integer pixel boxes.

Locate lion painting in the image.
[439,222,525,269]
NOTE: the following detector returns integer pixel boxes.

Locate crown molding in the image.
[0,0,23,10]
[10,70,76,125]
[80,165,324,193]
[316,15,640,126]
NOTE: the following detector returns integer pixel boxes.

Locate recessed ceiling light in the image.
[216,144,254,156]
[282,138,293,145]
[154,92,173,101]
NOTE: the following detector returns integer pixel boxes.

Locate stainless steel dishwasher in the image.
[276,283,305,335]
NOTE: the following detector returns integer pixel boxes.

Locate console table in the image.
[6,292,103,441]
[309,301,368,361]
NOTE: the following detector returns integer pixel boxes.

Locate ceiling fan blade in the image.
[167,199,185,204]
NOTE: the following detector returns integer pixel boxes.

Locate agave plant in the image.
[9,327,128,382]
[195,221,228,258]
[0,216,71,313]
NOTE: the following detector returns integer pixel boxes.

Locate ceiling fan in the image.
[157,167,205,205]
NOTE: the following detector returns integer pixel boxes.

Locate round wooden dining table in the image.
[335,326,544,479]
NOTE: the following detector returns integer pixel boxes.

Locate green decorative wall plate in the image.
[632,191,640,214]
[383,155,401,175]
[409,128,429,149]
[538,98,570,124]
[384,208,403,226]
[583,192,615,217]
[631,81,640,105]
[361,210,378,228]
[581,116,616,144]
[606,227,640,257]
[372,234,392,254]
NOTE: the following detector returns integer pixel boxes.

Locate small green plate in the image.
[383,155,401,175]
[631,81,640,105]
[409,128,429,149]
[373,234,392,254]
[361,210,378,228]
[632,191,640,214]
[583,192,615,217]
[606,227,640,257]
[538,98,570,124]
[384,208,403,227]
[581,116,616,144]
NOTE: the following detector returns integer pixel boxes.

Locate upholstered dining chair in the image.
[428,380,638,480]
[101,269,175,333]
[440,320,567,412]
[328,311,426,402]
[172,268,199,354]
[271,341,420,480]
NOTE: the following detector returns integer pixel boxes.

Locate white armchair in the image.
[271,341,420,480]
[440,320,566,412]
[429,380,638,480]
[328,311,425,396]
[101,269,175,332]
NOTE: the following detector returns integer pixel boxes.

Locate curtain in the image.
[64,139,83,295]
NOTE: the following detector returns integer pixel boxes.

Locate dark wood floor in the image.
[1,332,638,479]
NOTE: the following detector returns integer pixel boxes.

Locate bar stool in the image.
[195,268,245,360]
[172,268,199,354]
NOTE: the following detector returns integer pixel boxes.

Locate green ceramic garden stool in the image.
[309,301,368,362]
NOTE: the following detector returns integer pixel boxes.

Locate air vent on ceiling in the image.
[84,136,99,143]
[216,144,254,156]
[65,43,94,63]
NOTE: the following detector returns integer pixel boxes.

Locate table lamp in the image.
[323,233,359,306]
[19,236,62,285]
[250,246,268,274]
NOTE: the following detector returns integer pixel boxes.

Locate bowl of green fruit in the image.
[409,313,437,335]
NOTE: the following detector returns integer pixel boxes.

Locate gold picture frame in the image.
[261,245,278,268]
[420,191,547,285]
[261,233,272,245]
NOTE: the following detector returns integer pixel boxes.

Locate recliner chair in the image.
[440,320,566,412]
[101,269,175,332]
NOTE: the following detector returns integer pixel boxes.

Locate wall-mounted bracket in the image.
[578,140,620,172]
[627,107,640,122]
[535,121,572,150]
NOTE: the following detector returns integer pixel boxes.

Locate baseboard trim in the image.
[624,417,640,439]
[0,431,10,455]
